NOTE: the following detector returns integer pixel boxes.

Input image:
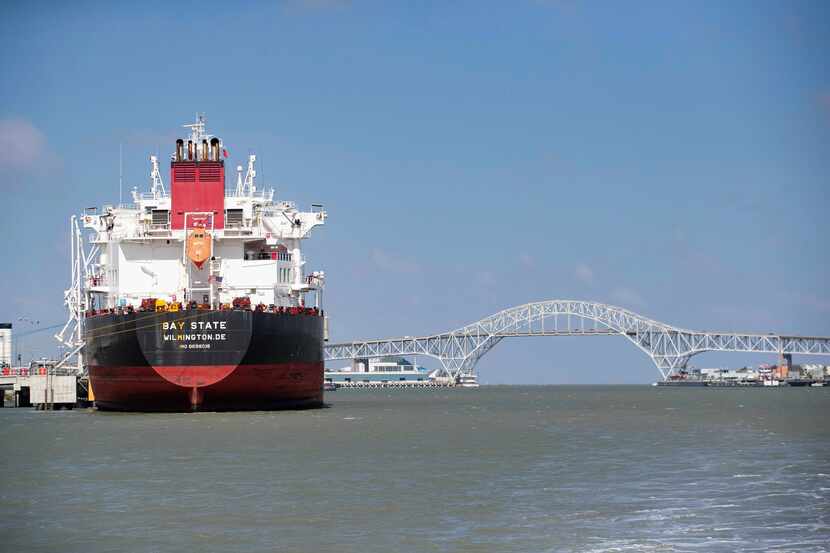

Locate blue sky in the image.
[1,0,828,383]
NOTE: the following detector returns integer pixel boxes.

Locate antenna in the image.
[259,152,265,193]
[119,143,123,206]
[182,113,207,142]
[244,154,256,197]
[149,155,166,198]
[236,165,244,196]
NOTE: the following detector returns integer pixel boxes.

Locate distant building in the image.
[700,367,761,382]
[325,356,433,385]
[681,362,828,386]
[802,364,827,380]
[0,323,11,367]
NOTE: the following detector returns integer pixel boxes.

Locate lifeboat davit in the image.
[186,227,212,268]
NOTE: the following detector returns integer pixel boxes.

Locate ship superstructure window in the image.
[243,239,268,260]
[151,209,169,227]
[378,365,401,372]
[225,209,243,228]
[243,239,292,261]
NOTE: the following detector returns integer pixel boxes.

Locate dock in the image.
[1,367,80,409]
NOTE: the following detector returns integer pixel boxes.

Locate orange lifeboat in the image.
[186,227,212,269]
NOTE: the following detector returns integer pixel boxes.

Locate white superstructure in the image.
[56,115,327,368]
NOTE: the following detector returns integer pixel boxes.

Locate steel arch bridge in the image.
[324,300,830,380]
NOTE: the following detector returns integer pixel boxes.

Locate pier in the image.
[0,366,79,409]
[329,380,454,390]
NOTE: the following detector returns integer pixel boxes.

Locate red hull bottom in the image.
[89,362,324,412]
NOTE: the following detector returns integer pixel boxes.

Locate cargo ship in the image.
[57,115,328,411]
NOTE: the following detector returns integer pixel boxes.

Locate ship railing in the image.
[83,305,324,318]
[226,189,273,200]
[136,192,168,200]
[221,227,254,237]
[1,366,79,377]
[87,274,108,287]
[133,223,173,238]
[142,222,172,235]
[243,252,291,261]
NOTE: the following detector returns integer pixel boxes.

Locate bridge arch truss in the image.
[324,300,830,380]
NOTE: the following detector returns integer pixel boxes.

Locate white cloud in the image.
[610,287,645,308]
[575,263,594,284]
[0,118,46,171]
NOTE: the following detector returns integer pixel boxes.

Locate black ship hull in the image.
[83,309,324,412]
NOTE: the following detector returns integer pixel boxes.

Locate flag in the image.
[223,149,229,158]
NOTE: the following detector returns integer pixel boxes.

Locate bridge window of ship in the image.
[151,209,169,228]
[225,209,243,228]
[243,239,269,260]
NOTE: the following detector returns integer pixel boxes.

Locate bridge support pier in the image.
[651,355,691,380]
[778,352,793,379]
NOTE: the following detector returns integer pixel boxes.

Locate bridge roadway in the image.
[324,300,830,380]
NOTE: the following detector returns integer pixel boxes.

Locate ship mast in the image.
[183,113,207,142]
[149,155,166,199]
[242,155,256,196]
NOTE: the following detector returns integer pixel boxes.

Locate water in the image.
[1,386,828,553]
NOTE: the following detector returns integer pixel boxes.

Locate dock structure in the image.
[331,379,454,390]
[0,366,79,409]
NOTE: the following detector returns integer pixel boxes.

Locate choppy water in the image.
[1,386,828,553]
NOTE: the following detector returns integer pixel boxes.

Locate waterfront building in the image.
[0,323,10,367]
[325,356,433,386]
